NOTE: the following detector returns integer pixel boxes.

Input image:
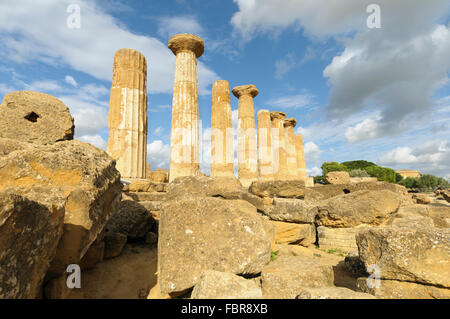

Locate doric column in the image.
[295,133,307,180]
[270,111,287,180]
[284,118,297,180]
[257,110,274,181]
[107,48,148,180]
[168,34,204,182]
[211,80,234,177]
[232,84,258,188]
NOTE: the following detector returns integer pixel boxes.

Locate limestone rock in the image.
[123,181,167,193]
[0,91,74,145]
[264,198,316,223]
[325,171,350,184]
[0,140,122,277]
[296,287,376,299]
[261,256,334,299]
[356,277,450,299]
[271,221,316,246]
[0,186,66,298]
[158,197,273,294]
[443,190,450,203]
[145,232,158,245]
[413,194,431,204]
[356,226,450,288]
[249,180,306,199]
[104,232,127,259]
[79,241,105,270]
[315,190,402,228]
[0,138,32,156]
[350,177,378,183]
[385,205,435,229]
[317,225,370,252]
[191,271,262,299]
[148,169,169,183]
[105,200,155,239]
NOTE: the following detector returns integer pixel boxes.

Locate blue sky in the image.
[1,0,449,179]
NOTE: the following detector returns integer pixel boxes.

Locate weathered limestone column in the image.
[295,134,307,180]
[211,80,234,177]
[232,85,258,188]
[107,48,147,180]
[270,111,288,180]
[257,110,274,180]
[168,34,204,182]
[284,118,297,180]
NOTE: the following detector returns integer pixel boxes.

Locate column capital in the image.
[284,118,297,128]
[232,85,259,98]
[270,111,287,121]
[168,34,204,58]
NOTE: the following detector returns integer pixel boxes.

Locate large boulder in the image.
[166,176,264,211]
[317,225,370,252]
[0,91,74,145]
[315,190,402,228]
[271,221,316,246]
[191,271,262,299]
[356,226,450,288]
[0,140,122,277]
[249,180,305,199]
[325,171,350,184]
[158,197,273,294]
[0,186,66,298]
[442,190,450,203]
[261,256,334,299]
[105,200,155,239]
[263,198,317,223]
[0,138,33,156]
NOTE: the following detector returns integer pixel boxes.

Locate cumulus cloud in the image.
[0,0,219,95]
[345,117,381,143]
[78,134,107,149]
[65,75,78,87]
[148,140,171,169]
[304,141,322,163]
[307,166,322,177]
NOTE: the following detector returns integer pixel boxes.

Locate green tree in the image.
[341,160,376,171]
[364,165,397,183]
[398,177,418,189]
[321,162,349,175]
[313,176,328,185]
[395,173,404,183]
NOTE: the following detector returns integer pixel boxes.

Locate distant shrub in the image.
[364,165,397,183]
[321,162,349,175]
[313,176,328,185]
[349,169,371,177]
[342,160,376,171]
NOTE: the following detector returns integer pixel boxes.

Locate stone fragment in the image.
[271,221,316,246]
[191,271,263,299]
[264,198,317,223]
[168,34,204,181]
[123,181,167,193]
[104,232,127,259]
[0,138,32,156]
[296,287,376,299]
[317,225,370,252]
[0,91,74,145]
[249,180,305,198]
[107,49,148,179]
[356,226,450,287]
[325,171,351,184]
[0,186,66,299]
[261,256,334,299]
[158,198,273,294]
[148,169,169,183]
[79,241,105,270]
[412,194,431,204]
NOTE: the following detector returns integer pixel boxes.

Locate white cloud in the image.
[65,75,78,87]
[275,53,296,79]
[0,0,219,95]
[78,134,107,150]
[304,141,322,163]
[154,127,164,136]
[157,16,204,40]
[148,140,170,169]
[307,166,322,177]
[345,117,381,143]
[267,93,314,109]
[26,80,62,92]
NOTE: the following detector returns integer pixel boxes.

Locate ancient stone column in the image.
[232,85,258,188]
[295,134,307,180]
[270,111,287,180]
[257,110,274,181]
[211,80,234,177]
[284,118,297,180]
[107,48,148,180]
[168,34,204,182]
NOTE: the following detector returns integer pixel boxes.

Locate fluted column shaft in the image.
[107,48,147,180]
[295,134,307,180]
[211,80,234,177]
[257,110,274,180]
[284,118,297,180]
[271,112,288,180]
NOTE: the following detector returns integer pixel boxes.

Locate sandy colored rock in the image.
[412,194,431,204]
[356,226,450,288]
[296,286,376,299]
[105,200,155,239]
[284,118,297,180]
[0,91,74,145]
[0,140,122,277]
[350,177,378,183]
[264,198,317,223]
[270,111,288,180]
[104,232,127,259]
[0,186,66,299]
[233,85,258,188]
[79,241,105,270]
[148,170,169,183]
[356,277,450,299]
[261,255,334,299]
[385,205,436,229]
[315,190,402,228]
[191,271,262,299]
[0,138,33,156]
[169,34,204,182]
[211,80,234,177]
[257,110,274,180]
[317,225,370,252]
[271,221,316,246]
[325,171,351,184]
[443,190,450,203]
[158,197,273,294]
[249,180,306,198]
[107,49,148,180]
[294,134,307,180]
[124,181,167,193]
